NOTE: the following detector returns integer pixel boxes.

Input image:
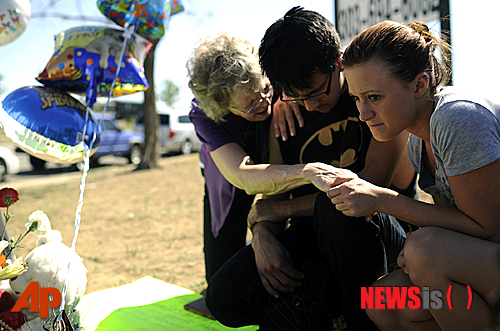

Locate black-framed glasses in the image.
[230,85,273,115]
[280,68,334,105]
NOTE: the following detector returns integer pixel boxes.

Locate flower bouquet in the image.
[0,188,28,280]
[0,188,87,331]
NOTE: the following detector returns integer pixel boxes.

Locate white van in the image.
[135,106,201,155]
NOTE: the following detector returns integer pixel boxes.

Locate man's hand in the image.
[248,199,289,230]
[272,98,304,141]
[252,223,305,298]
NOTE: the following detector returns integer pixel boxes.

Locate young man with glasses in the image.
[279,66,334,111]
[206,7,418,331]
[187,32,356,306]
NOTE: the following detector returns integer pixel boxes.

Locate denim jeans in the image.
[313,193,407,330]
[206,195,407,331]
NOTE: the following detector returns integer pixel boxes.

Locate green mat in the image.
[76,276,258,331]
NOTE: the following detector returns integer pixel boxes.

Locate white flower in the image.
[0,240,8,253]
[25,210,52,237]
[0,257,28,280]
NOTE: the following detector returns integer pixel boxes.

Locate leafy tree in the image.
[159,79,180,107]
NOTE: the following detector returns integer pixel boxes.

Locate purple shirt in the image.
[189,99,247,238]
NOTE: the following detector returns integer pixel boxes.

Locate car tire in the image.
[0,159,6,182]
[69,161,85,172]
[181,139,193,155]
[129,144,142,164]
[70,156,98,172]
[30,155,46,170]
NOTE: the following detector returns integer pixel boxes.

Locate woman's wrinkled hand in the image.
[304,163,358,192]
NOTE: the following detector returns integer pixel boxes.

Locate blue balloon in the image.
[0,86,100,164]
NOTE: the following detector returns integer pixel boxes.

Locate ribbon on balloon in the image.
[0,1,185,329]
[49,2,183,329]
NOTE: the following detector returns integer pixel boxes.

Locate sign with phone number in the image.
[336,0,441,46]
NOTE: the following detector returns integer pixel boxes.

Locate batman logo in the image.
[299,116,365,168]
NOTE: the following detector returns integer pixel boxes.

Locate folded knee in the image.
[366,307,400,330]
[367,306,432,330]
[403,227,446,283]
[205,284,226,324]
[404,227,444,261]
[206,275,269,328]
[205,282,242,327]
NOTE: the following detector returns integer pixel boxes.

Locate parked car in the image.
[135,107,201,155]
[28,117,144,170]
[168,113,202,154]
[92,117,144,164]
[0,146,20,181]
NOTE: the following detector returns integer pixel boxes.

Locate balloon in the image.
[96,0,185,40]
[35,26,152,108]
[169,0,185,17]
[0,86,101,164]
[0,0,31,46]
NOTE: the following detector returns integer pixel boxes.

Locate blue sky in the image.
[1,0,499,107]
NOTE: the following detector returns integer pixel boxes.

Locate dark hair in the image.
[259,6,342,97]
[343,21,451,94]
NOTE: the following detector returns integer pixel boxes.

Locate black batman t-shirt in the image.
[278,90,372,199]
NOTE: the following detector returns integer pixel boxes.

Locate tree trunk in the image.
[137,38,160,170]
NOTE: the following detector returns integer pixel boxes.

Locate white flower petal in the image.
[25,210,52,237]
[0,240,8,253]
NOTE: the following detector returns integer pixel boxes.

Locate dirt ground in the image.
[2,151,432,307]
[3,154,211,295]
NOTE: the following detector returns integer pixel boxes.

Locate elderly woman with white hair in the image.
[186,33,336,283]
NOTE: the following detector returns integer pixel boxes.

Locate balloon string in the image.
[56,2,149,323]
[101,1,147,124]
[58,99,97,315]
